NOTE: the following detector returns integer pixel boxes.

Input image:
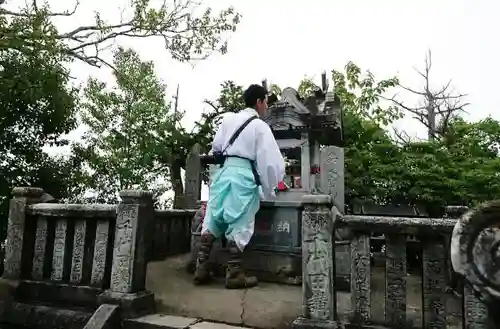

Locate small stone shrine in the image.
[189,75,348,287]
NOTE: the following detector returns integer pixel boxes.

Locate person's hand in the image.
[260,188,276,200]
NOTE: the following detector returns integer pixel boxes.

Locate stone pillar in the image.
[184,144,202,209]
[99,190,155,317]
[3,187,44,280]
[319,146,344,213]
[292,195,337,329]
[320,146,350,292]
[300,138,311,192]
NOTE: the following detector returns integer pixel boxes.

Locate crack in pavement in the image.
[240,289,247,325]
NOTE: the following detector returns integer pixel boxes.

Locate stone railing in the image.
[152,209,196,261]
[0,187,194,329]
[293,195,491,329]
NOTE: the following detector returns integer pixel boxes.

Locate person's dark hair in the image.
[243,84,267,108]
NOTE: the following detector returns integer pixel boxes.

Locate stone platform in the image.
[146,254,463,329]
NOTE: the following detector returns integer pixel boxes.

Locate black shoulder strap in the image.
[222,116,258,154]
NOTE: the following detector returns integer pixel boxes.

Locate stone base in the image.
[0,301,91,329]
[98,290,155,318]
[292,317,338,329]
[13,280,102,308]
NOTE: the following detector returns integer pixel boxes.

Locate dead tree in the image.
[391,50,469,141]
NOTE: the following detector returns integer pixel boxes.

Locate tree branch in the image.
[2,0,240,69]
[390,49,469,139]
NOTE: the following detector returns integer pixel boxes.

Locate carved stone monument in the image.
[303,196,335,318]
[293,196,339,329]
[99,190,155,317]
[3,187,45,280]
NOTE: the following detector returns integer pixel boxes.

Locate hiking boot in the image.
[225,241,258,289]
[193,233,215,285]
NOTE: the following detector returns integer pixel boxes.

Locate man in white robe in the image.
[194,84,285,289]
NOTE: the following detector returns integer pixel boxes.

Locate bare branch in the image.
[203,100,220,112]
[2,0,240,69]
[49,0,80,16]
[398,84,426,96]
[390,49,469,140]
[392,127,411,144]
[1,0,80,16]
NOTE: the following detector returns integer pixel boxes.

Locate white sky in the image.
[7,0,498,198]
[34,0,497,141]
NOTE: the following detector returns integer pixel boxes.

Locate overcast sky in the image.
[32,0,497,143]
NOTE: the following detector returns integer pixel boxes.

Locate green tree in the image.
[196,65,500,213]
[195,67,402,206]
[1,0,241,67]
[434,117,500,206]
[331,62,403,205]
[165,81,245,207]
[0,0,241,212]
[0,9,80,235]
[297,76,318,99]
[76,47,178,204]
[332,62,402,126]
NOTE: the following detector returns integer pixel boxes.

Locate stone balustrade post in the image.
[99,190,155,317]
[2,187,45,280]
[185,144,202,210]
[292,194,337,329]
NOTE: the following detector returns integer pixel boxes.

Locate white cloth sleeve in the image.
[210,119,225,154]
[255,124,285,199]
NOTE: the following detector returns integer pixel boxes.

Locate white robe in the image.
[202,108,285,250]
[211,108,285,200]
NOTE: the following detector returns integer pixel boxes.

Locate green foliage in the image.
[336,64,500,208]
[0,0,241,213]
[342,111,399,205]
[331,63,403,204]
[196,81,244,146]
[204,64,500,212]
[0,9,81,236]
[1,0,499,220]
[332,62,403,126]
[268,84,282,97]
[297,77,318,98]
[76,47,177,204]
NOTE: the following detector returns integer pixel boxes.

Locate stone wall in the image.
[0,187,195,329]
[152,209,196,261]
[0,191,195,276]
[294,209,491,329]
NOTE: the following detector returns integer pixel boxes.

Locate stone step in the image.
[123,314,252,329]
[1,301,92,329]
